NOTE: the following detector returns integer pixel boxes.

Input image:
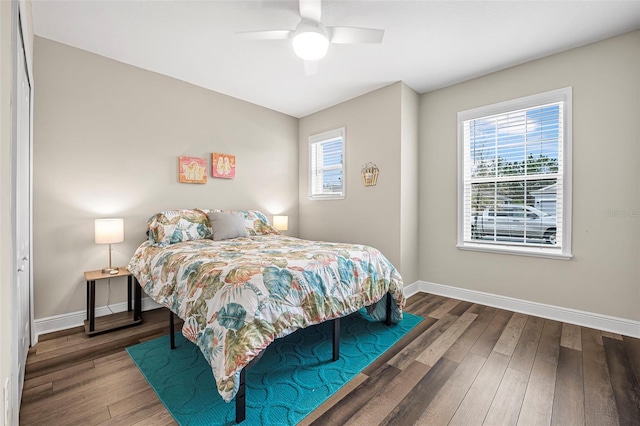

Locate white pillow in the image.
[207,211,249,241]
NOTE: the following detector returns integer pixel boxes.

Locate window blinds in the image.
[460,91,569,254]
[309,128,345,199]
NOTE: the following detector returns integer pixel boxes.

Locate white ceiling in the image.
[32,0,640,118]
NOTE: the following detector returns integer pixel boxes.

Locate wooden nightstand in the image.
[84,267,142,336]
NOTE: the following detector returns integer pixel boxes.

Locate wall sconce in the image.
[361,163,379,186]
[273,215,289,232]
[95,218,124,274]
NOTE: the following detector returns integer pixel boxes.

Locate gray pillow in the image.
[207,211,249,241]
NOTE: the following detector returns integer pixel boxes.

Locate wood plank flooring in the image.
[20,294,640,425]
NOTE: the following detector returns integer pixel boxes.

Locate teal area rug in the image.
[126,310,422,425]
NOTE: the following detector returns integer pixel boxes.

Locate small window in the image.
[458,88,572,259]
[309,128,345,200]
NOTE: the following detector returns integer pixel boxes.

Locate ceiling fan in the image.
[238,0,385,74]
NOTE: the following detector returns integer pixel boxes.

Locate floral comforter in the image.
[127,235,405,402]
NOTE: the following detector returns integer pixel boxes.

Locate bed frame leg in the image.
[232,317,339,423]
[332,317,340,361]
[169,310,176,350]
[385,292,392,326]
[236,367,247,423]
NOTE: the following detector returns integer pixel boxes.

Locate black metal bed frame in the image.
[168,292,393,423]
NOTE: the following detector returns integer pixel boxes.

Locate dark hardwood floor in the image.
[21,294,640,425]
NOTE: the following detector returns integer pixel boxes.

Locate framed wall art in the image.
[178,156,207,184]
[211,152,236,179]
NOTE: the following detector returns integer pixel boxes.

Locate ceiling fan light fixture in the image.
[292,31,329,61]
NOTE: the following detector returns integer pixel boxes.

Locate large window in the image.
[309,128,345,200]
[457,88,572,259]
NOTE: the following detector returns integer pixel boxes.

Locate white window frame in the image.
[457,88,572,260]
[309,127,346,200]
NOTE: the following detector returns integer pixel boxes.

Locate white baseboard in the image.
[33,297,162,344]
[403,281,422,299]
[411,280,640,338]
[34,280,639,342]
[32,282,422,342]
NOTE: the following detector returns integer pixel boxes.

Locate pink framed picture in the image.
[178,156,207,184]
[211,152,236,179]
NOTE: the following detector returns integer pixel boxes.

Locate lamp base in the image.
[102,267,119,275]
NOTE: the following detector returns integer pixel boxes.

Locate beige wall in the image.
[31,27,639,331]
[419,30,640,321]
[400,83,420,284]
[33,37,299,319]
[299,83,402,264]
[298,82,420,285]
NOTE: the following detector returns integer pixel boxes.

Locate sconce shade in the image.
[95,218,124,244]
[273,215,289,231]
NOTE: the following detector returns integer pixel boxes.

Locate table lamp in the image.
[95,218,124,274]
[273,215,289,232]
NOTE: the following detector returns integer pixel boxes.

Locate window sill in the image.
[308,195,345,201]
[457,242,572,260]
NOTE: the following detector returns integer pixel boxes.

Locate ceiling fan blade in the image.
[237,30,292,40]
[299,0,322,22]
[328,27,385,44]
[304,60,319,76]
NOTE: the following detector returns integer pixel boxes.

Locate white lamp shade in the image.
[273,215,289,231]
[95,218,124,244]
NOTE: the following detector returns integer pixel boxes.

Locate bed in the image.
[127,209,405,422]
